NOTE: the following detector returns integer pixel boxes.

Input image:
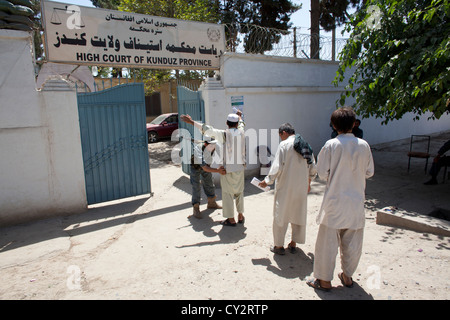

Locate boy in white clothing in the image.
[307,107,374,291]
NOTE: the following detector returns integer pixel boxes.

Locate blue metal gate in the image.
[77,83,151,205]
[177,85,205,175]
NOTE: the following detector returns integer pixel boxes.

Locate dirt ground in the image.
[0,132,449,301]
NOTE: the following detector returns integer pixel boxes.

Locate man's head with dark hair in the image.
[330,107,356,133]
[227,120,238,128]
[278,123,295,141]
[279,123,295,135]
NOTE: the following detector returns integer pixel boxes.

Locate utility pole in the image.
[332,27,336,61]
[293,27,297,58]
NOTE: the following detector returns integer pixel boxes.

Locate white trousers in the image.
[273,221,306,247]
[222,191,244,218]
[313,224,364,281]
[221,171,244,219]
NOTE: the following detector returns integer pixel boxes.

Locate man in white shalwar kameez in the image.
[307,107,374,292]
[180,112,246,226]
[259,123,316,255]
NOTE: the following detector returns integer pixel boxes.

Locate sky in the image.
[48,0,348,38]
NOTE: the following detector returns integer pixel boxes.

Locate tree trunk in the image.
[310,0,320,59]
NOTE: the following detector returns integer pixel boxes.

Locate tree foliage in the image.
[91,0,121,10]
[308,0,363,59]
[220,0,298,28]
[118,0,219,22]
[220,0,299,53]
[319,0,364,31]
[335,0,450,124]
[31,0,44,62]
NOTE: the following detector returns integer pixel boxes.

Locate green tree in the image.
[335,0,450,124]
[309,0,364,60]
[319,0,364,32]
[118,0,219,22]
[32,0,44,62]
[222,0,300,53]
[91,0,121,10]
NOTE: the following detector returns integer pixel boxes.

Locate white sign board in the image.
[231,95,244,115]
[41,1,225,69]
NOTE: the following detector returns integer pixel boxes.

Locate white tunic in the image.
[264,135,317,227]
[201,121,245,173]
[316,133,374,229]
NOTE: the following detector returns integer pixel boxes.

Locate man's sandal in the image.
[306,279,331,292]
[220,218,236,227]
[270,246,285,255]
[338,272,354,288]
[287,243,297,254]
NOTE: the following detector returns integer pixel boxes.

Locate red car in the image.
[146,113,178,143]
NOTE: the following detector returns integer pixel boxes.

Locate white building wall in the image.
[200,52,450,173]
[0,30,86,226]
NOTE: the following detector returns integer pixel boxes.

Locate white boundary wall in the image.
[0,30,87,226]
[200,52,450,173]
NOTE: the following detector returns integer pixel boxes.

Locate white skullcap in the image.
[227,113,239,122]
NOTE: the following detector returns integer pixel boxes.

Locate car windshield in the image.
[150,114,168,125]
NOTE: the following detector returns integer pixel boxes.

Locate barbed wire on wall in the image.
[224,23,348,61]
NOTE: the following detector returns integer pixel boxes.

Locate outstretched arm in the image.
[180,114,203,131]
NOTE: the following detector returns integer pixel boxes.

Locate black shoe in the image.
[424,178,438,185]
